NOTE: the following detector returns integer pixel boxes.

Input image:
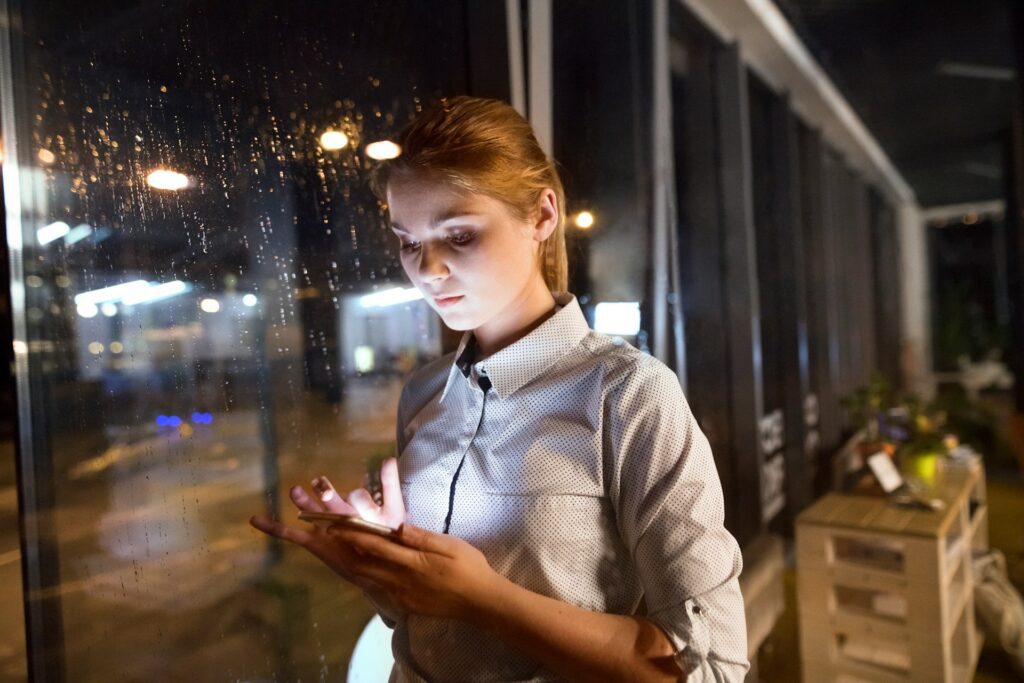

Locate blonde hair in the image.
[370,96,569,294]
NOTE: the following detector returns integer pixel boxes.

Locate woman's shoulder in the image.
[399,350,456,399]
[576,330,682,396]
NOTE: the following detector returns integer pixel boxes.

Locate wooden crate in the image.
[796,457,987,683]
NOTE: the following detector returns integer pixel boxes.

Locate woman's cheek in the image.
[399,253,422,282]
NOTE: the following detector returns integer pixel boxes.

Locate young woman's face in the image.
[386,172,543,333]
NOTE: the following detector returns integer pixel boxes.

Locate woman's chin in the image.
[436,307,477,331]
[439,315,474,331]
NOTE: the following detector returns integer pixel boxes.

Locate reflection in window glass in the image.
[4,1,501,678]
[552,0,653,349]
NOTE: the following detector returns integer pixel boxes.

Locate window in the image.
[2,1,508,678]
[552,0,653,347]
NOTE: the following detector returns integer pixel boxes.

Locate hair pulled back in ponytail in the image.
[370,96,569,294]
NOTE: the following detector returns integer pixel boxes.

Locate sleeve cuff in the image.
[646,598,712,675]
[363,590,398,629]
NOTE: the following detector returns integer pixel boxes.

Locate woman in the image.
[250,96,749,682]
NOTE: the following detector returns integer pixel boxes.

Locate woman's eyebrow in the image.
[390,210,480,234]
[430,209,479,226]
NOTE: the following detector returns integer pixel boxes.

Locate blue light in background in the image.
[158,412,212,427]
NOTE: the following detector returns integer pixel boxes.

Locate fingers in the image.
[289,485,326,513]
[396,522,456,557]
[249,514,314,546]
[328,525,422,567]
[361,470,382,506]
[347,488,379,520]
[311,476,359,515]
[380,457,407,524]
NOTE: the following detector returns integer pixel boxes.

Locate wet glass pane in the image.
[4,1,498,678]
[552,0,653,348]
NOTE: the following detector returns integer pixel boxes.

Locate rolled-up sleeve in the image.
[606,358,749,681]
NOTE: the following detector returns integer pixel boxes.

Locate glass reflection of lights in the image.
[75,280,191,313]
[101,302,118,317]
[38,220,71,245]
[155,413,212,427]
[145,169,190,191]
[87,341,104,355]
[75,280,150,306]
[37,148,55,164]
[76,303,99,318]
[359,286,422,308]
[319,130,349,150]
[121,280,190,305]
[65,223,93,245]
[594,302,641,336]
[199,298,221,313]
[242,293,258,307]
[365,140,401,160]
[109,341,124,354]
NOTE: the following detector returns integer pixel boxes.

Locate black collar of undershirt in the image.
[455,335,491,392]
[455,334,476,378]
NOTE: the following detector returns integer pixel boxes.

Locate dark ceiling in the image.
[777,0,1017,207]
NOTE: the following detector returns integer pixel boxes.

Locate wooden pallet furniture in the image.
[796,456,987,683]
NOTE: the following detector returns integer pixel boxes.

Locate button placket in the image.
[443,381,488,534]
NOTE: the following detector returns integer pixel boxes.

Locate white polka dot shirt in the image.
[380,291,749,682]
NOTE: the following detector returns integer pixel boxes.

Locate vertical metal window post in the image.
[527,0,552,157]
[505,0,527,117]
[0,0,68,679]
[651,0,686,384]
[715,42,767,542]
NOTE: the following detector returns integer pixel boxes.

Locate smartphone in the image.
[298,510,397,537]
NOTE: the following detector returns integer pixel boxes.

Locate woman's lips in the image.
[435,295,464,308]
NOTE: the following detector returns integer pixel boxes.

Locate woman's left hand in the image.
[332,521,502,623]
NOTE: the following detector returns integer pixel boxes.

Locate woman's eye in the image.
[448,232,474,245]
[399,241,420,253]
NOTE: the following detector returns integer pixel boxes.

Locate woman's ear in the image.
[533,188,558,242]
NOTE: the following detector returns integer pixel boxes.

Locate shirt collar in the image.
[439,291,590,402]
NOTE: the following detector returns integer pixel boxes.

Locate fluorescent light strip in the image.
[65,224,93,245]
[121,280,190,305]
[74,280,151,306]
[936,62,1015,82]
[359,287,423,309]
[37,221,70,245]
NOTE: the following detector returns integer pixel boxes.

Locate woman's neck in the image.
[472,277,558,359]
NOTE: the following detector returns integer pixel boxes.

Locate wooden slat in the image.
[795,458,987,682]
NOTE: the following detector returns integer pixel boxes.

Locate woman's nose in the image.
[417,242,449,283]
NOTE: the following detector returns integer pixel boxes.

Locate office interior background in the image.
[2,0,1023,681]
